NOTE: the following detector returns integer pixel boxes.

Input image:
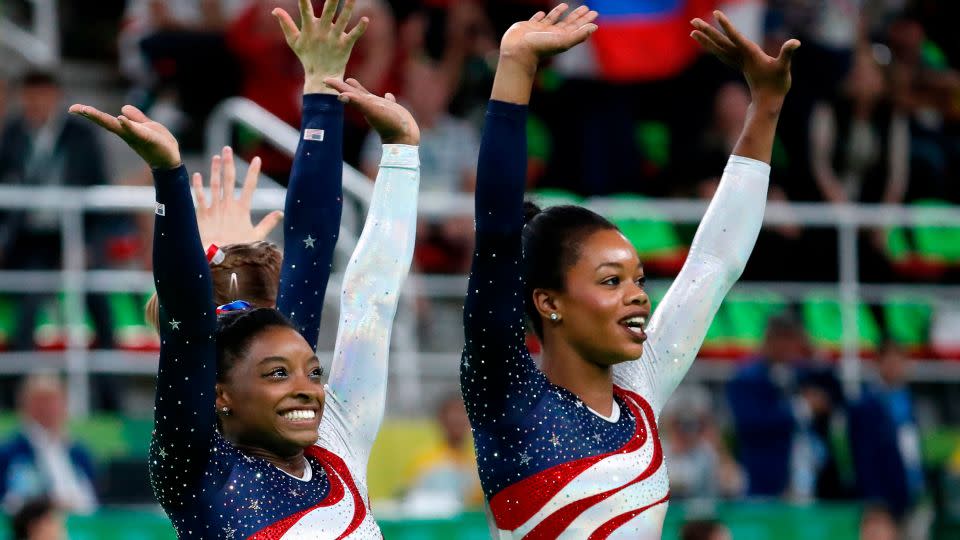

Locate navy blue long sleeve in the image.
[278,94,344,350]
[148,164,217,506]
[461,100,542,427]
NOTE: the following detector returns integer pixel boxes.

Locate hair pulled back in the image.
[521,202,618,338]
[210,241,283,307]
[145,241,283,331]
[215,307,295,381]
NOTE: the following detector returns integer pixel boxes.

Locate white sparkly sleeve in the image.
[319,144,419,464]
[613,156,770,416]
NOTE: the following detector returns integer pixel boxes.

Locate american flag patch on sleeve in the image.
[304,129,325,142]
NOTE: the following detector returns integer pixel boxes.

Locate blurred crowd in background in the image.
[1,0,960,539]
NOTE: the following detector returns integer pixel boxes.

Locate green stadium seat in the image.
[882,296,933,355]
[33,294,95,350]
[699,304,733,358]
[0,295,16,349]
[802,295,881,356]
[885,199,960,279]
[912,199,960,263]
[109,292,159,351]
[605,194,688,275]
[724,292,789,357]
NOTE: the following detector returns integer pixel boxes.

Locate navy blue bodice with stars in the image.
[149,94,420,539]
[462,100,771,539]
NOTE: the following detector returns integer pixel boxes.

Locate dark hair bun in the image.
[523,201,542,226]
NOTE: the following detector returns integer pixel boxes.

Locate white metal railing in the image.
[3,183,960,413]
[2,97,960,414]
[0,0,59,66]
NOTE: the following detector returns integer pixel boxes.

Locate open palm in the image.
[500,3,598,66]
[324,77,419,146]
[691,11,800,98]
[192,147,283,250]
[69,104,180,169]
[274,0,368,94]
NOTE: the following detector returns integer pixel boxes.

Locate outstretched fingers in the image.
[69,104,123,135]
[120,104,151,123]
[273,8,300,46]
[543,3,569,25]
[333,0,356,34]
[559,5,590,29]
[317,0,337,27]
[192,172,209,213]
[777,38,801,67]
[344,77,372,94]
[116,115,154,142]
[569,22,598,45]
[691,18,735,52]
[254,211,284,239]
[530,11,546,22]
[221,147,237,202]
[209,154,223,210]
[691,30,736,67]
[714,11,750,49]
[345,16,368,45]
[240,156,262,206]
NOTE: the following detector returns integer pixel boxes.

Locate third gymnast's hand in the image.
[192,147,284,250]
[499,3,598,72]
[324,77,420,146]
[273,0,369,95]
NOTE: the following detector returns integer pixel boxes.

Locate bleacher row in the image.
[535,190,960,277]
[0,287,950,359]
[0,190,957,357]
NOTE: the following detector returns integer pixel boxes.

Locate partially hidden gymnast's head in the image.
[145,146,286,331]
[522,202,650,365]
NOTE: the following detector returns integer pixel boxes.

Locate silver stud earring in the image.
[220,406,231,416]
[549,313,560,322]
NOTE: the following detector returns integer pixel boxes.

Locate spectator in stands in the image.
[661,385,744,500]
[361,57,479,273]
[120,0,248,146]
[849,341,928,530]
[686,81,804,281]
[679,518,732,540]
[400,394,483,515]
[0,374,97,514]
[10,497,66,540]
[810,47,909,206]
[886,12,960,202]
[727,314,847,501]
[0,77,8,121]
[0,70,114,352]
[859,505,899,540]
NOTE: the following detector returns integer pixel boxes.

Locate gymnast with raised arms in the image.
[460,4,799,538]
[71,0,420,537]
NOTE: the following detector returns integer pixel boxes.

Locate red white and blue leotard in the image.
[149,94,419,539]
[462,100,770,539]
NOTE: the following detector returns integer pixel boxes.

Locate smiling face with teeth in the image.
[533,228,651,367]
[216,325,325,458]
